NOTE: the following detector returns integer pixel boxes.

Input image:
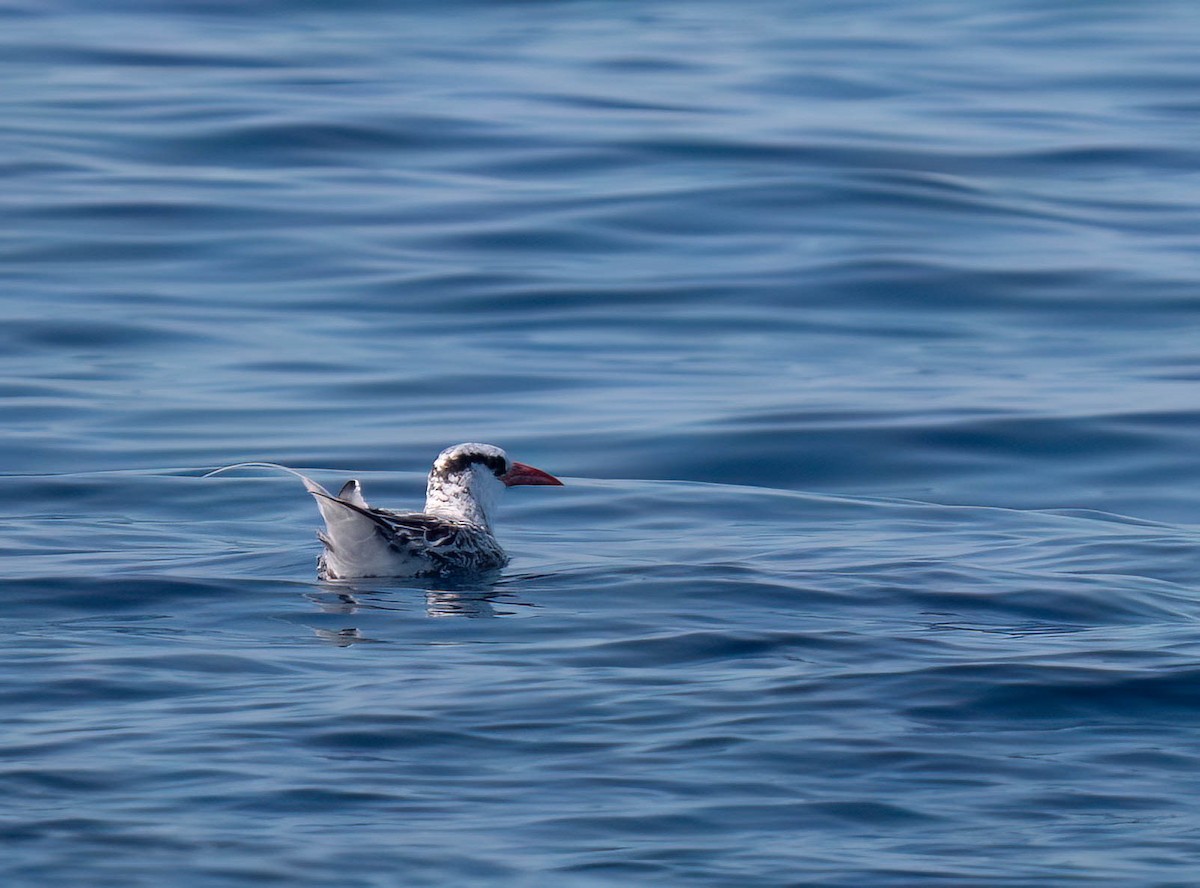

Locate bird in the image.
[208,443,563,580]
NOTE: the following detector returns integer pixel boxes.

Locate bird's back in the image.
[311,489,507,580]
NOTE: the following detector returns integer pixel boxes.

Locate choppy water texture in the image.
[5,1,1200,885]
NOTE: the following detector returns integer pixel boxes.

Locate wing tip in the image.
[337,479,368,508]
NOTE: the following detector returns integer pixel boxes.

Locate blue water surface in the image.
[5,1,1200,885]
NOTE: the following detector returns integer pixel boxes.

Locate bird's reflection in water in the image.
[425,588,503,618]
[312,627,382,647]
[307,591,366,616]
[425,572,540,618]
[304,574,535,642]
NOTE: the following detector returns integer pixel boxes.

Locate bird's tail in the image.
[203,461,332,497]
[206,462,381,579]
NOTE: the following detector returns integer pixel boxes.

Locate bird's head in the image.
[425,443,562,527]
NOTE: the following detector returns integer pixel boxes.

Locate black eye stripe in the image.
[438,451,508,477]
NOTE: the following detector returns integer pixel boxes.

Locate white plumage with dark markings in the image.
[304,443,562,579]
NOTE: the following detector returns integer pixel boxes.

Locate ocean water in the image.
[5,1,1200,884]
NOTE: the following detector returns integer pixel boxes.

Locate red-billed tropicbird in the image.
[210,443,563,579]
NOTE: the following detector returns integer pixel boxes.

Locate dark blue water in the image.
[6,1,1200,884]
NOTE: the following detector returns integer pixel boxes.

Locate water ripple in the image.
[6,0,1200,884]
